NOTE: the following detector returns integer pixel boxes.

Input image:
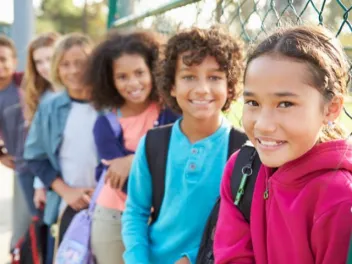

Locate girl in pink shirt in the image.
[84,31,179,264]
[214,25,352,264]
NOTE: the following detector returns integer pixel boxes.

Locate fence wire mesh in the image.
[114,0,352,127]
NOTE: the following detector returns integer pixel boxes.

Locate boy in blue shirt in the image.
[121,27,246,264]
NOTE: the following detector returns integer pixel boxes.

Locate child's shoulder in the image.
[39,91,70,112]
[158,107,180,125]
[309,169,352,220]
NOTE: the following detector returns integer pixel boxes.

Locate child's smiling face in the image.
[171,54,228,122]
[242,55,342,168]
[113,53,153,106]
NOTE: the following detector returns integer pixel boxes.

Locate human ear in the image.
[323,95,344,124]
[171,85,176,98]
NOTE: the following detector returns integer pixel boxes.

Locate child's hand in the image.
[62,187,94,211]
[0,154,15,169]
[174,257,190,264]
[102,155,134,190]
[33,188,46,209]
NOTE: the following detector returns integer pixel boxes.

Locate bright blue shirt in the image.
[122,118,231,264]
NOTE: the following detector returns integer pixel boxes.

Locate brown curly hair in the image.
[245,25,350,142]
[85,31,164,111]
[155,26,245,114]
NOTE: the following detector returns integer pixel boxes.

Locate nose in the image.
[254,108,277,134]
[69,64,81,75]
[194,77,210,95]
[127,76,139,87]
[43,61,50,71]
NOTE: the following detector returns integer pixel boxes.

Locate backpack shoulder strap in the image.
[104,112,122,137]
[145,124,173,223]
[230,143,261,222]
[13,72,24,87]
[227,127,248,159]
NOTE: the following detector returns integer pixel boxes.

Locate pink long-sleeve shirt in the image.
[214,140,352,264]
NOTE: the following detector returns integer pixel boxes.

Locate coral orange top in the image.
[96,103,159,211]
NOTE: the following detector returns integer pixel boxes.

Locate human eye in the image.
[136,69,144,76]
[278,101,294,108]
[116,74,126,80]
[209,75,223,81]
[60,61,69,68]
[244,100,259,107]
[75,60,84,67]
[182,75,195,81]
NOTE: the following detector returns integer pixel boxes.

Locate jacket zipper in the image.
[264,173,270,200]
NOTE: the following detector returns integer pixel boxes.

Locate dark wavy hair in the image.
[85,31,164,110]
[245,25,350,142]
[155,26,245,114]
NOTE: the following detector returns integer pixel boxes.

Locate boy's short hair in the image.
[0,35,17,57]
[155,26,245,114]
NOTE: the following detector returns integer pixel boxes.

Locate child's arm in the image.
[311,200,352,264]
[93,116,134,189]
[214,153,255,264]
[24,106,60,187]
[25,107,92,210]
[93,115,126,160]
[121,136,152,263]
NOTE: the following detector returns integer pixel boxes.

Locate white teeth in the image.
[259,140,282,146]
[130,89,143,96]
[191,100,211,105]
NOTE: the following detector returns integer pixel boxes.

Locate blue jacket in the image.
[24,91,75,187]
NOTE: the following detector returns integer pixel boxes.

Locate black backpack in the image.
[195,143,261,263]
[144,123,248,225]
[11,216,48,264]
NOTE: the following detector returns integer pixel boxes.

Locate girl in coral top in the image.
[85,31,179,264]
[214,25,352,264]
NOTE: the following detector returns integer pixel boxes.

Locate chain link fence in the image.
[113,0,352,127]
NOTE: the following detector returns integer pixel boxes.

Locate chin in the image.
[258,152,295,168]
[131,98,147,104]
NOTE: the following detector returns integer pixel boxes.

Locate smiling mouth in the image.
[129,88,144,97]
[189,99,214,105]
[257,138,287,147]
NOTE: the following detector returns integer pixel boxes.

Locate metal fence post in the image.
[12,0,34,71]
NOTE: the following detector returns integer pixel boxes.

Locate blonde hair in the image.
[23,32,60,124]
[51,33,93,88]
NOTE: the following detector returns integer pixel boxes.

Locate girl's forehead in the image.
[244,56,321,96]
[246,55,311,84]
[61,46,89,60]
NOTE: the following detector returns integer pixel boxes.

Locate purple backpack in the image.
[54,112,121,264]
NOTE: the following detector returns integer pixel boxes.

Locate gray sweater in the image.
[0,82,27,172]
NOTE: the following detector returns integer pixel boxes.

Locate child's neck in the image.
[0,76,13,91]
[181,114,223,144]
[68,88,90,101]
[120,100,151,117]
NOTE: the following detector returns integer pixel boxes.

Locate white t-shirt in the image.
[59,100,98,212]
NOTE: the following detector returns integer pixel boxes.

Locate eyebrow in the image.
[178,67,224,72]
[243,91,299,97]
